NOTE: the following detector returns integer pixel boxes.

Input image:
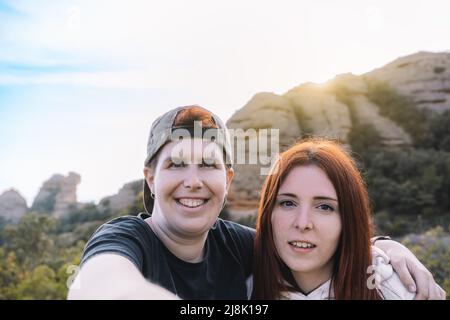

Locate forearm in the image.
[67,254,178,300]
[68,273,177,300]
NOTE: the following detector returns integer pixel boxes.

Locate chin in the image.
[290,265,319,274]
[177,216,215,234]
[285,260,320,274]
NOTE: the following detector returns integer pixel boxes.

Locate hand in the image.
[373,239,446,300]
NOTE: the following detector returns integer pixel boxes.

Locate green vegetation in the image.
[330,79,450,232]
[363,148,450,218]
[400,226,450,294]
[0,213,85,299]
[0,189,149,299]
[31,188,59,214]
[424,110,450,151]
[332,79,450,296]
[364,78,428,145]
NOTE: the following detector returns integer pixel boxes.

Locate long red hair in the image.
[252,138,381,300]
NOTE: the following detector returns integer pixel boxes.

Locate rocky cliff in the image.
[31,172,81,218]
[365,51,450,112]
[225,51,448,218]
[98,180,142,214]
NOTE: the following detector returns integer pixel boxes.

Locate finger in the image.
[428,283,442,300]
[413,283,430,300]
[441,287,447,300]
[393,260,417,294]
[434,283,445,300]
[436,286,445,300]
[411,269,432,300]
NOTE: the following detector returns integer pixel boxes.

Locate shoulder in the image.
[81,214,154,269]
[371,246,416,300]
[90,214,151,239]
[211,218,256,242]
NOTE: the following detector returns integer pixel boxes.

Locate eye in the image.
[169,161,186,168]
[317,204,335,212]
[200,159,216,168]
[279,200,296,208]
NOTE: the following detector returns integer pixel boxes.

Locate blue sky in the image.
[1,0,450,205]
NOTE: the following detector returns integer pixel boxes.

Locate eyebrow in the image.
[277,193,298,199]
[162,156,222,164]
[277,193,338,202]
[314,196,338,202]
[163,156,182,163]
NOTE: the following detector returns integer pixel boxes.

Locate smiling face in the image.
[271,164,342,288]
[144,138,233,237]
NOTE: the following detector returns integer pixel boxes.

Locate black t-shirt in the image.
[80,213,255,300]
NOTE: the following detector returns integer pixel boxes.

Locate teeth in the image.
[290,241,315,248]
[178,198,206,208]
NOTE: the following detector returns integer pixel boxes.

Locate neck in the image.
[147,216,208,263]
[292,262,334,295]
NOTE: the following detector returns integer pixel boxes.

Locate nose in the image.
[183,165,204,190]
[294,206,313,231]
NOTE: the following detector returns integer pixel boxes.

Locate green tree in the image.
[425,110,450,151]
[0,249,22,299]
[13,265,64,300]
[2,213,57,270]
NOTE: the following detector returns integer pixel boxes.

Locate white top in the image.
[280,246,416,300]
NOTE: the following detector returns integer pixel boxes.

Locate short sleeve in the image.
[80,216,147,271]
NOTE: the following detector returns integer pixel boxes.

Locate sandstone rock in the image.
[351,95,412,145]
[285,83,352,142]
[98,180,142,214]
[328,73,369,95]
[365,51,450,112]
[32,172,81,218]
[227,92,301,146]
[226,93,301,215]
[0,189,28,223]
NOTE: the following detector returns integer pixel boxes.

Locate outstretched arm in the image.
[67,253,178,300]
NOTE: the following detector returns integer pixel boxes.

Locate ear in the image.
[225,167,234,191]
[143,167,155,193]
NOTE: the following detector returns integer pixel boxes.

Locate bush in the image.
[12,265,64,300]
[400,226,450,296]
[0,214,84,299]
[424,110,450,151]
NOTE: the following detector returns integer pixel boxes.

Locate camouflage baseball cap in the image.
[143,105,233,214]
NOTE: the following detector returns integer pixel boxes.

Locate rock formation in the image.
[98,180,142,214]
[0,189,28,223]
[225,52,448,218]
[31,172,81,218]
[365,51,450,112]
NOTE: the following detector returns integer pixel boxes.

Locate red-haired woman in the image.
[252,138,444,299]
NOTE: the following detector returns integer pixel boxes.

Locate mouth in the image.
[288,240,317,250]
[175,198,209,209]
